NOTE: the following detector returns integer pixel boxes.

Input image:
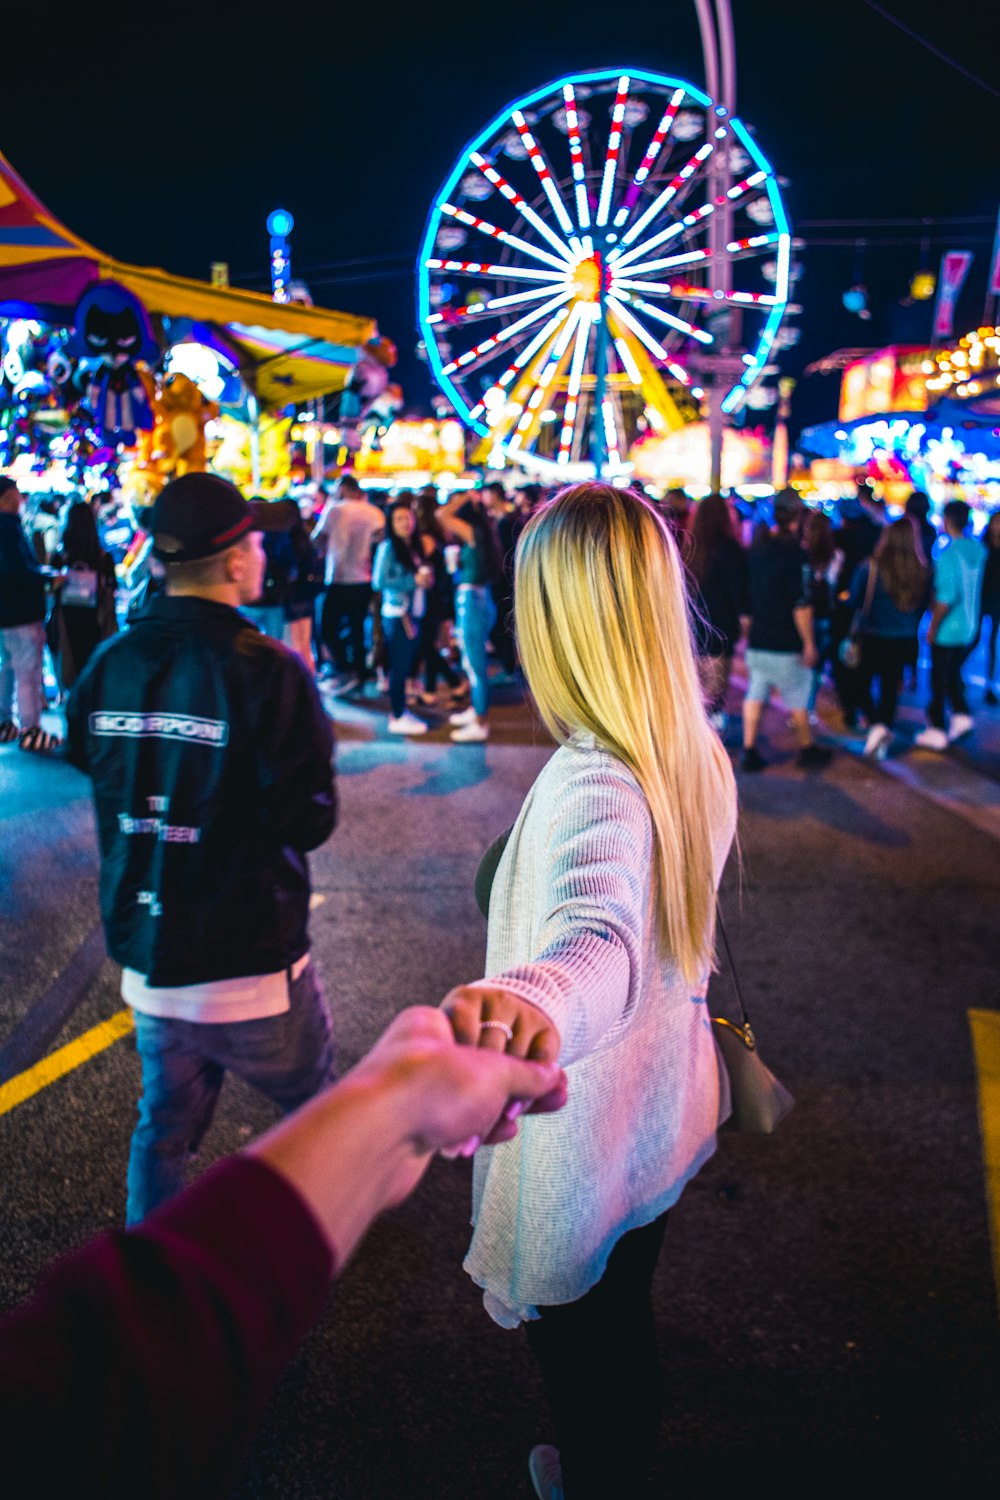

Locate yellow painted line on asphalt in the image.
[969,1009,1000,1314]
[0,1010,134,1117]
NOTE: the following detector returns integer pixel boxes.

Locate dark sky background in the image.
[4,1,997,442]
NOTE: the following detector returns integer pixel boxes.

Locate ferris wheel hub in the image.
[569,255,602,304]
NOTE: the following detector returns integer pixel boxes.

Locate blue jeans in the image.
[456,585,496,718]
[126,962,333,1224]
[383,614,417,717]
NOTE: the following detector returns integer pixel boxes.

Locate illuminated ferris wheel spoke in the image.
[612,88,687,231]
[614,199,718,272]
[429,282,576,327]
[440,203,573,271]
[558,311,594,464]
[510,304,586,454]
[440,289,573,377]
[561,85,591,233]
[614,141,715,253]
[595,75,630,229]
[607,308,685,425]
[629,298,713,345]
[510,110,578,242]
[467,151,575,262]
[425,258,568,284]
[725,232,781,255]
[468,310,572,422]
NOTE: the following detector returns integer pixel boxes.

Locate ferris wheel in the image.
[417,67,790,478]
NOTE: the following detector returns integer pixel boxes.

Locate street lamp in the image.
[267,208,295,304]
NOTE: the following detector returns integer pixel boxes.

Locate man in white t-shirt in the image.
[311,474,384,692]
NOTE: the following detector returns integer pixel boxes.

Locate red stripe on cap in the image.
[211,516,252,546]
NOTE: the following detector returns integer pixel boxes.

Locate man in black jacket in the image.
[67,474,337,1223]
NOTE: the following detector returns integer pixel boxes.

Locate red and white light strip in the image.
[424,258,567,283]
[596,75,630,229]
[468,151,574,263]
[664,282,779,306]
[467,307,573,420]
[725,232,780,253]
[562,85,591,232]
[510,109,577,241]
[613,88,686,230]
[441,288,573,376]
[617,248,710,277]
[558,311,594,462]
[616,141,714,251]
[440,203,570,272]
[630,298,713,345]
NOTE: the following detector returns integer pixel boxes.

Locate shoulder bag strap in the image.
[715,907,753,1034]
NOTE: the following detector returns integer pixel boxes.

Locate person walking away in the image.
[978,510,1000,705]
[371,500,433,736]
[439,490,503,743]
[903,490,937,688]
[312,473,384,694]
[483,481,517,679]
[283,500,324,674]
[443,483,737,1500]
[741,488,831,771]
[65,473,337,1224]
[412,489,465,706]
[830,489,882,728]
[802,508,842,719]
[852,518,930,758]
[49,498,119,697]
[686,492,748,734]
[914,500,986,750]
[0,475,60,752]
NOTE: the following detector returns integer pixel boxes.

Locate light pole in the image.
[694,0,738,491]
[267,209,294,304]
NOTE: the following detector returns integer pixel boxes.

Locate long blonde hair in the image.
[515,483,735,986]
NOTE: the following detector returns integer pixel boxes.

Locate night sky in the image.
[4,1,997,442]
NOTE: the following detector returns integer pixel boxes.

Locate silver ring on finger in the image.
[479,1020,514,1042]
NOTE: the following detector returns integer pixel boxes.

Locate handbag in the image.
[837,559,877,670]
[61,563,99,608]
[712,910,794,1134]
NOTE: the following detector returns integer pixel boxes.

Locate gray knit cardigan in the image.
[466,732,737,1326]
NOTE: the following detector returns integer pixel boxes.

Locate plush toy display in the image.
[69,283,159,444]
[150,371,219,476]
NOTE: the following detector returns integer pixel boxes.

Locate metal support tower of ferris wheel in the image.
[587,0,740,484]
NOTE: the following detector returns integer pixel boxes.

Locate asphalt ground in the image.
[1,670,998,1495]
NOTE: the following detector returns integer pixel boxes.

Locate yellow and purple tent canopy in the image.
[0,148,377,407]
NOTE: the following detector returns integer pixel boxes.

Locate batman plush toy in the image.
[70,283,158,444]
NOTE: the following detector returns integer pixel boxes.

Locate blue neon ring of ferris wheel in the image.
[416,66,791,432]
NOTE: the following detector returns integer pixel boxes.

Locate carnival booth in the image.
[799,334,1000,521]
[0,146,389,518]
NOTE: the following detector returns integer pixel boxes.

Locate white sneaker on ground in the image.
[449,705,478,727]
[863,724,891,758]
[528,1444,564,1500]
[947,713,974,742]
[450,719,488,743]
[387,712,428,736]
[914,726,948,752]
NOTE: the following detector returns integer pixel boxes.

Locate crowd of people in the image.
[3,469,998,769]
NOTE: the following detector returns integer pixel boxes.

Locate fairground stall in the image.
[799,335,1000,523]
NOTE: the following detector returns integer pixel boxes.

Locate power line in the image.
[860,0,1000,100]
[796,215,994,229]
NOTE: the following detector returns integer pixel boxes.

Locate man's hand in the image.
[801,643,819,669]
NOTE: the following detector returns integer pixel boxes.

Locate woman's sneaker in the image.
[387,712,428,736]
[863,723,891,759]
[450,718,488,743]
[449,705,479,727]
[528,1444,564,1500]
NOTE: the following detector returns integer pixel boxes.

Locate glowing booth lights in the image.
[417,68,790,476]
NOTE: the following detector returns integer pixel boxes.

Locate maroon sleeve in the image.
[0,1155,334,1499]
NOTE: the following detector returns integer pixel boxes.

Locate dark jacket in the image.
[66,596,336,986]
[0,512,47,627]
[747,533,812,653]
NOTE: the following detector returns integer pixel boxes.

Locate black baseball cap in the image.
[148,474,271,563]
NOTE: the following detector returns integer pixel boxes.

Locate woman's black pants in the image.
[524,1212,669,1499]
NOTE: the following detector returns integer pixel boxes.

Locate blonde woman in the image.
[444,483,737,1500]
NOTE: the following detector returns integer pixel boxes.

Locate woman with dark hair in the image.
[686,492,748,732]
[438,490,503,742]
[802,508,843,716]
[50,499,117,691]
[411,490,465,706]
[979,510,1000,704]
[851,516,930,757]
[371,501,433,735]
